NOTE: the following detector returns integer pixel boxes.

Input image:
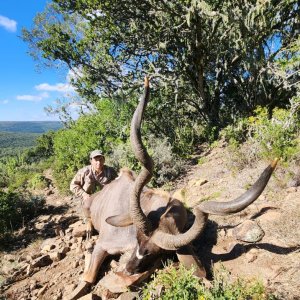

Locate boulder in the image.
[233,220,265,243]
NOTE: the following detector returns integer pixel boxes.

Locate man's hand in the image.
[82,192,91,203]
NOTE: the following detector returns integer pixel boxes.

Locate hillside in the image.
[0,145,299,299]
[0,121,62,157]
[0,132,40,148]
[0,121,62,133]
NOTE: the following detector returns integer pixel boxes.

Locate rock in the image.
[50,251,64,262]
[73,260,80,268]
[188,178,208,187]
[65,228,73,234]
[37,284,48,296]
[99,270,152,294]
[84,241,94,251]
[233,220,265,243]
[59,245,71,254]
[46,189,54,196]
[1,264,16,275]
[35,223,45,230]
[78,293,101,300]
[26,253,40,262]
[63,281,91,300]
[42,244,56,252]
[117,292,140,300]
[218,228,227,238]
[71,221,87,238]
[31,255,53,268]
[37,215,52,223]
[29,280,37,291]
[76,237,83,244]
[287,176,300,188]
[4,254,15,262]
[110,260,118,269]
[71,243,79,250]
[40,238,58,249]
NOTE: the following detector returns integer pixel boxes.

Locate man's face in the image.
[91,155,105,173]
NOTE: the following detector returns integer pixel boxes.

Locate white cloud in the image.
[0,15,17,32]
[35,82,75,93]
[1,99,9,104]
[67,68,83,83]
[16,92,49,102]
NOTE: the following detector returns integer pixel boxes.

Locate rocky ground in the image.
[1,144,300,300]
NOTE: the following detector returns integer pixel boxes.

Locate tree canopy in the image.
[22,0,300,146]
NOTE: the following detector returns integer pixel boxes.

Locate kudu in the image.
[68,77,278,299]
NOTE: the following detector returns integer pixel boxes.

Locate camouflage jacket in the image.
[70,165,118,198]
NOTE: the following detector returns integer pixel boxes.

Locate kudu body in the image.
[80,78,277,289]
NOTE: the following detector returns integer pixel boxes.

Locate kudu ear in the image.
[105,214,133,227]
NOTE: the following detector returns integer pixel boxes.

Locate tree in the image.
[22,0,300,142]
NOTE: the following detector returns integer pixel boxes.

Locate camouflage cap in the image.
[90,149,104,159]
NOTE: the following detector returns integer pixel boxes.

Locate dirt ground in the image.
[1,144,300,299]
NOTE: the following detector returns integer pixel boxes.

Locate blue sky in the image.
[0,1,74,121]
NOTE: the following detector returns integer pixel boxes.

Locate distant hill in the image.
[0,121,62,133]
[0,131,40,148]
[0,121,63,157]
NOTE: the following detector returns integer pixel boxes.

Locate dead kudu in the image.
[68,78,278,299]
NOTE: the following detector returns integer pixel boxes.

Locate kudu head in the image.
[106,77,278,275]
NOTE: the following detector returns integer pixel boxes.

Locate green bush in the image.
[141,263,277,300]
[222,98,300,163]
[142,263,204,300]
[106,134,185,187]
[28,173,48,190]
[248,105,300,161]
[0,191,45,236]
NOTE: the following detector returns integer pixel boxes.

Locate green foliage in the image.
[22,0,300,146]
[0,191,45,236]
[148,135,185,186]
[23,131,56,163]
[0,132,39,158]
[0,132,55,191]
[107,134,185,187]
[142,263,277,300]
[222,98,300,163]
[28,173,49,190]
[142,263,204,300]
[248,106,300,161]
[207,266,276,300]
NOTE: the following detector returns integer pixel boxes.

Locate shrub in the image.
[107,134,185,187]
[28,173,49,190]
[248,105,300,161]
[0,191,45,236]
[142,263,204,300]
[222,98,300,166]
[141,263,277,300]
